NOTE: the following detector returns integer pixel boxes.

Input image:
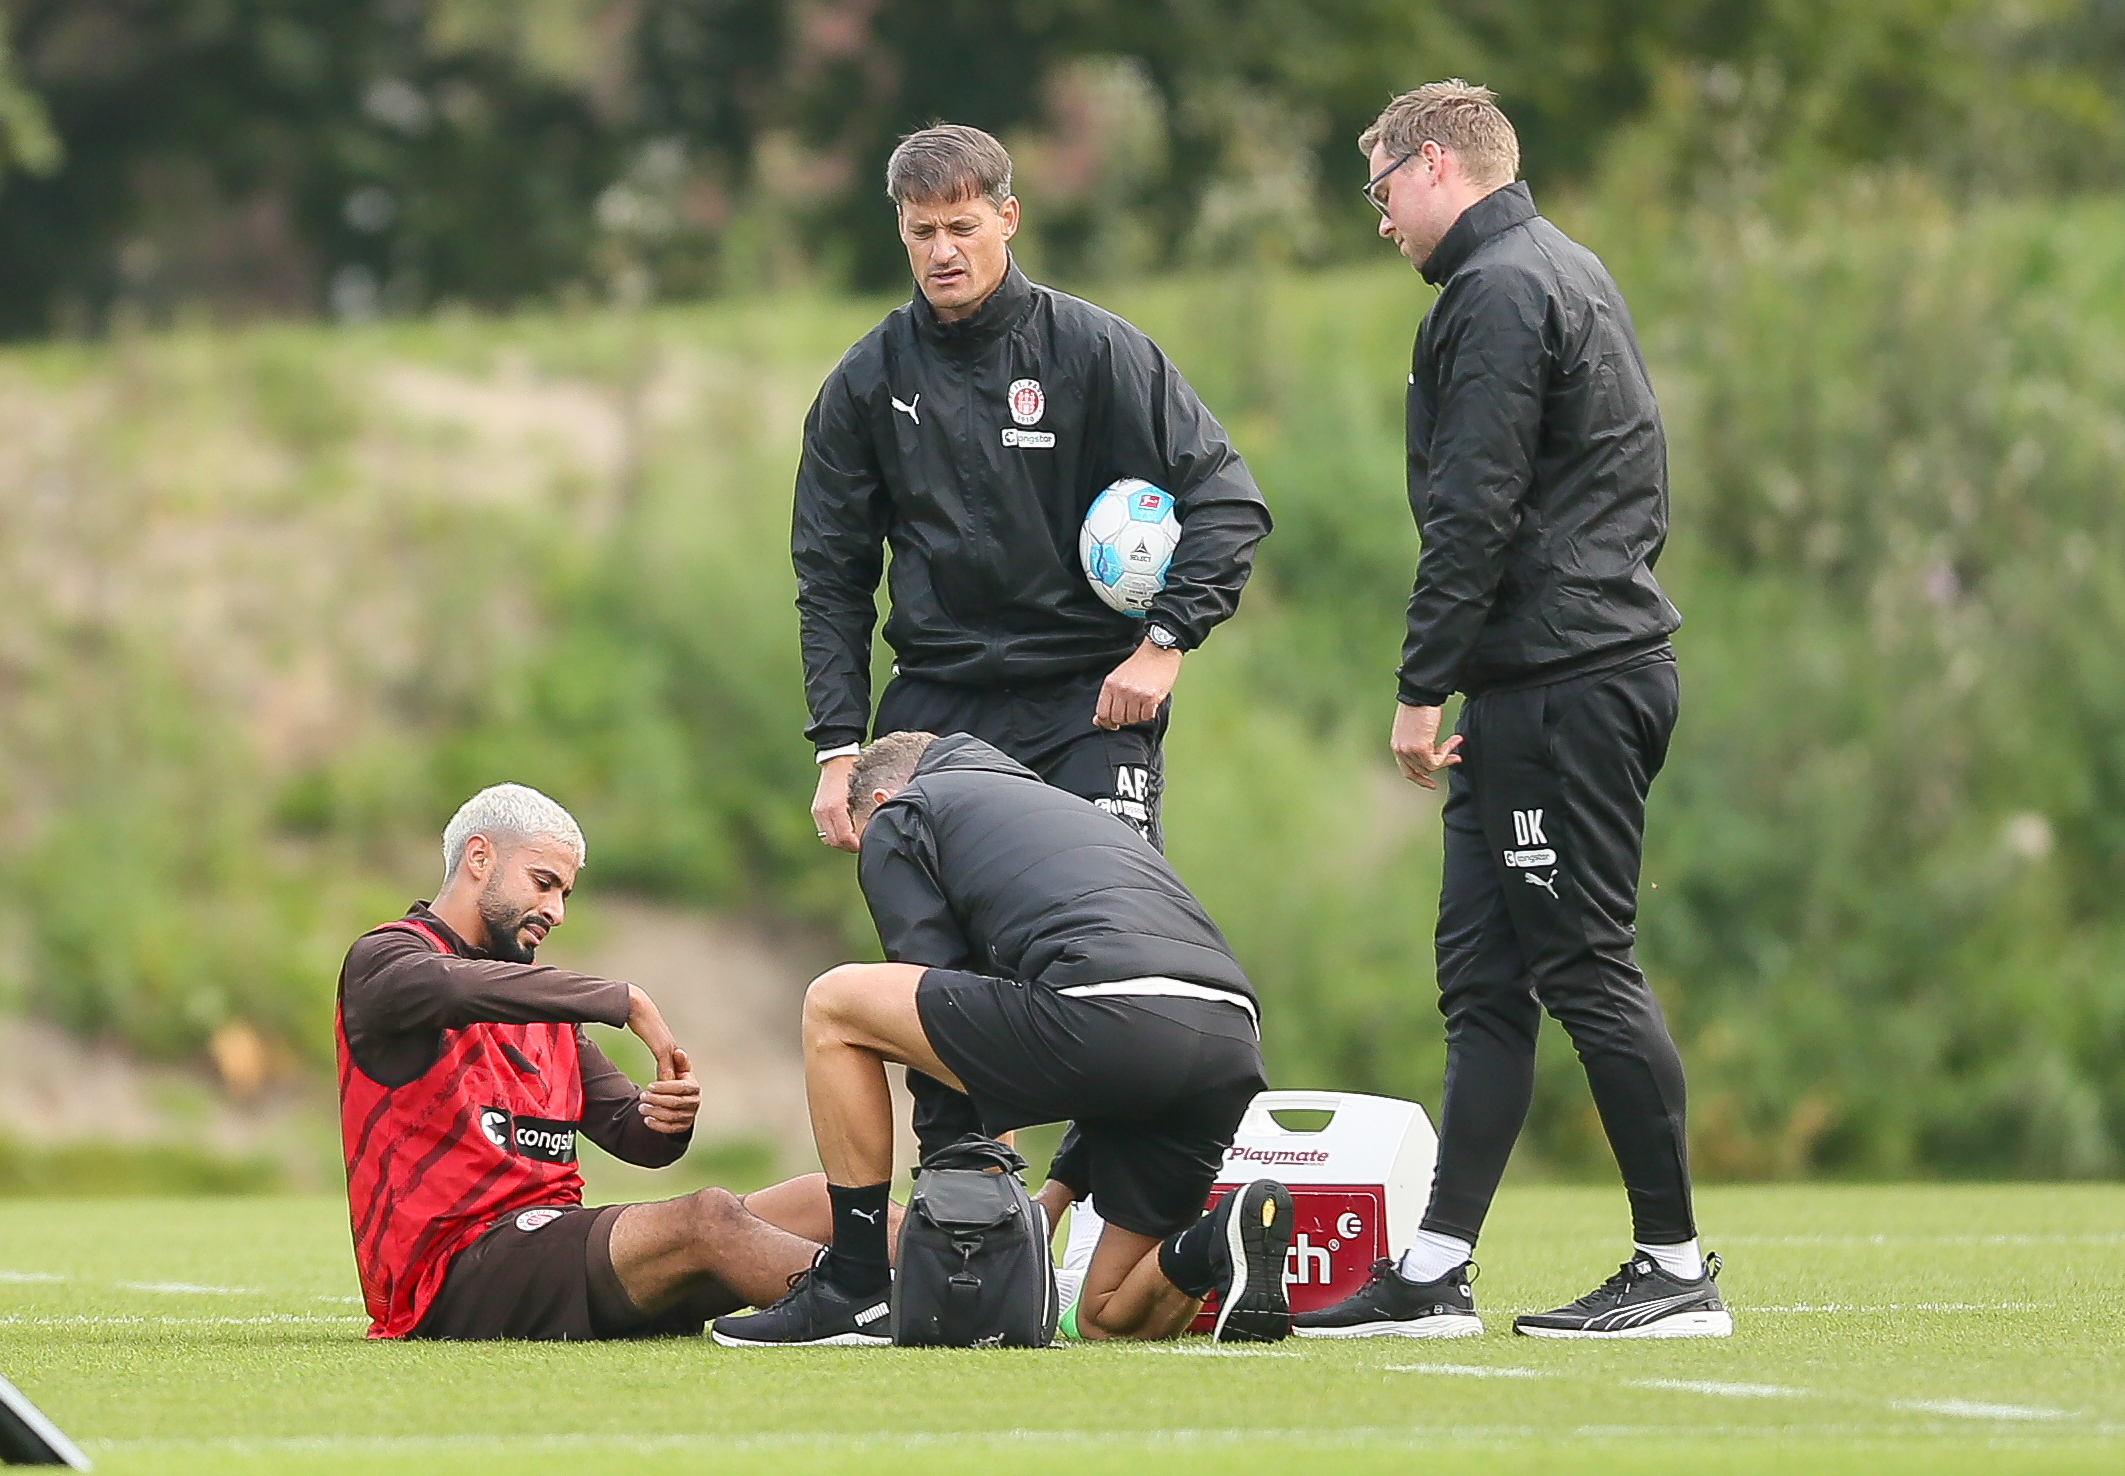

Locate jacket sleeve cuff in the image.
[1398,679,1453,708]
[590,978,634,1028]
[1143,606,1199,651]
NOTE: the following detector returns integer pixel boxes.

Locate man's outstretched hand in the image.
[1391,701,1464,789]
[812,754,860,852]
[1096,640,1182,730]
[639,1045,701,1136]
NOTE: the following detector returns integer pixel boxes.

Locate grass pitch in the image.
[1,1184,2118,1474]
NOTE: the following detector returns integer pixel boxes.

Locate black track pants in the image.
[1422,654,1694,1247]
[873,667,1168,850]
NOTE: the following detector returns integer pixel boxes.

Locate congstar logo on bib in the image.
[475,1107,579,1164]
[478,1107,511,1148]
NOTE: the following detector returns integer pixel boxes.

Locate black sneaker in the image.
[1210,1179,1294,1343]
[1292,1258,1483,1340]
[1512,1252,1731,1339]
[709,1257,893,1348]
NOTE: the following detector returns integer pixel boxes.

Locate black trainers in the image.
[1292,1258,1483,1340]
[1210,1179,1294,1343]
[709,1256,893,1348]
[1513,1251,1731,1339]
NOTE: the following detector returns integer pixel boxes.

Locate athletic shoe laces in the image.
[1360,1257,1477,1293]
[761,1259,824,1311]
[1578,1259,1654,1309]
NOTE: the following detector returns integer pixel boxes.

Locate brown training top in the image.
[337,903,690,1167]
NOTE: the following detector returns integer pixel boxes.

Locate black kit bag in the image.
[892,1134,1057,1348]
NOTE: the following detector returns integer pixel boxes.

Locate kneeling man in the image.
[339,782,849,1340]
[712,733,1291,1348]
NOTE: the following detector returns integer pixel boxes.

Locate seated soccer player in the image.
[711,732,1292,1348]
[338,782,875,1341]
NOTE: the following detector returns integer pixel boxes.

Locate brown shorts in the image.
[409,1204,743,1341]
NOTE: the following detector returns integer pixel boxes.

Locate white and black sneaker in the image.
[1210,1179,1294,1343]
[1293,1258,1483,1339]
[710,1257,893,1348]
[1512,1252,1731,1339]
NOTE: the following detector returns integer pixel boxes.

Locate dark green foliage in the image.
[8,2,2125,332]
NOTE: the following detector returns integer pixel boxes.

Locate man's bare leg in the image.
[1075,1224,1203,1340]
[800,962,966,1184]
[605,1187,819,1315]
[606,1172,916,1318]
[707,963,974,1344]
[741,1172,907,1252]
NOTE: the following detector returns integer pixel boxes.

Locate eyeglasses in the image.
[1362,143,1436,219]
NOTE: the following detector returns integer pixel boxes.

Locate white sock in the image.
[1397,1229,1475,1284]
[1635,1238,1704,1280]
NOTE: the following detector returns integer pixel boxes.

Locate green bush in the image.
[0,1134,281,1197]
[4,183,2124,1179]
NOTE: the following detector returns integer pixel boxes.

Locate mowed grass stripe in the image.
[1,1184,2118,1475]
[72,1430,2125,1476]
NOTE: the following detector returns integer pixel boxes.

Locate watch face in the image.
[1148,625,1178,649]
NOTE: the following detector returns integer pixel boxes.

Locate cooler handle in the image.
[1235,1089,1418,1140]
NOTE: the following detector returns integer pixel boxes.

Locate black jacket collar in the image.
[912,259,1035,351]
[915,732,1042,784]
[1420,181,1538,286]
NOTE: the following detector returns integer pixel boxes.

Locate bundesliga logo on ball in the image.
[1079,477,1180,615]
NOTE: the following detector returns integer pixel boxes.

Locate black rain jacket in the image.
[1399,182,1680,707]
[794,262,1272,751]
[857,734,1255,1003]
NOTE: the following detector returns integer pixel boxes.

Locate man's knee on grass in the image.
[1072,1225,1203,1342]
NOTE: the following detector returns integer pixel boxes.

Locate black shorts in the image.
[912,970,1266,1239]
[873,667,1168,848]
[409,1204,741,1341]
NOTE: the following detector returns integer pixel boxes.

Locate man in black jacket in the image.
[794,124,1270,853]
[711,732,1293,1348]
[1296,82,1728,1342]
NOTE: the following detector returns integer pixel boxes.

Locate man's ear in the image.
[462,833,493,881]
[999,195,1019,241]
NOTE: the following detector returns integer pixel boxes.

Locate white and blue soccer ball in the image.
[1079,478,1180,617]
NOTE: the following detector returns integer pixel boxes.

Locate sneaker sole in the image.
[709,1328,892,1348]
[1293,1313,1484,1340]
[1213,1180,1293,1343]
[1513,1309,1733,1340]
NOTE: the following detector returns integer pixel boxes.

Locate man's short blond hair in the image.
[1359,80,1519,190]
[849,730,938,828]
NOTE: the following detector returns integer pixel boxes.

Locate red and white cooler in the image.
[1057,1089,1437,1327]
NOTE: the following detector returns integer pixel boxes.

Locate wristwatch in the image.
[1144,623,1181,651]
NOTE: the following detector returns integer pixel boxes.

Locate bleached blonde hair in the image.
[442,783,585,882]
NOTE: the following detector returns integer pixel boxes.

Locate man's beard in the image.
[476,880,539,963]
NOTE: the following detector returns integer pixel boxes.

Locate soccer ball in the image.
[1079,478,1179,617]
